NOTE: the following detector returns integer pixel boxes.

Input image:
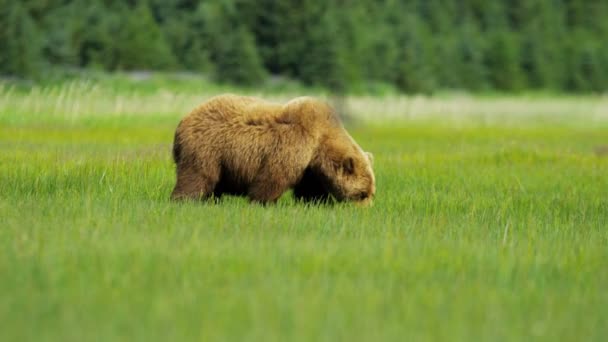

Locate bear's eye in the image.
[342,157,355,174]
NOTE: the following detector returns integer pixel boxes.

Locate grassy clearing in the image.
[1,85,607,341]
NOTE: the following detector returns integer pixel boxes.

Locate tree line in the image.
[1,0,607,93]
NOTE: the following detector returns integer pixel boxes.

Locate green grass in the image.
[1,86,607,341]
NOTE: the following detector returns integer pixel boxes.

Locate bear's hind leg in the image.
[171,162,219,201]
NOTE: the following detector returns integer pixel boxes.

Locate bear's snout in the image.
[349,185,375,206]
[355,195,374,207]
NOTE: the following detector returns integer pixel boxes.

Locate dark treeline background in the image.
[1,0,607,93]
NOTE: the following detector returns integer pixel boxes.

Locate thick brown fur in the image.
[171,94,375,205]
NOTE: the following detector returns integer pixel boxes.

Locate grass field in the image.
[1,82,607,341]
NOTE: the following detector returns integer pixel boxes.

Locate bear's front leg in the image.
[293,168,331,204]
[247,168,292,204]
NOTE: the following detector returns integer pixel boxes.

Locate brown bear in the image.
[170,94,375,205]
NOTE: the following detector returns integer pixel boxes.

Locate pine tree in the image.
[516,0,567,90]
[298,6,350,91]
[1,0,606,91]
[200,0,265,85]
[0,0,42,77]
[113,1,176,70]
[485,30,524,91]
[149,0,212,72]
[394,13,436,93]
[565,29,607,92]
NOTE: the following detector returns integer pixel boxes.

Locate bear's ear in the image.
[342,157,355,174]
[365,152,374,165]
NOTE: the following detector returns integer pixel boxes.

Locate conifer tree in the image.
[0,0,42,77]
[200,0,265,85]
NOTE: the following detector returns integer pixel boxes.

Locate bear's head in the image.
[286,97,376,205]
[314,131,376,206]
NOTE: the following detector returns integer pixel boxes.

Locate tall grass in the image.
[2,81,607,127]
[1,82,607,341]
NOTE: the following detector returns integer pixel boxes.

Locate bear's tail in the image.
[172,130,182,164]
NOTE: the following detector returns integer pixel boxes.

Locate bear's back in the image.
[188,94,281,124]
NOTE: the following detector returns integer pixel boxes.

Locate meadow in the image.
[1,79,607,341]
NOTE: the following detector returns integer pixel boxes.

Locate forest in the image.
[2,0,607,93]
